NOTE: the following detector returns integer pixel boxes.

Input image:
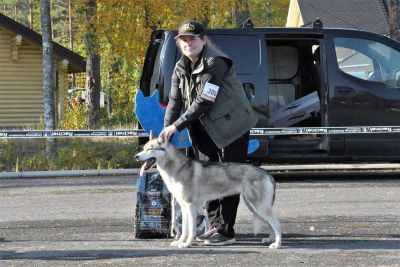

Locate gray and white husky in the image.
[135,132,281,249]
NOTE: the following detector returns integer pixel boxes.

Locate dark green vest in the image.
[178,45,258,148]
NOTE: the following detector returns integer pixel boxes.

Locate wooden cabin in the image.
[0,12,85,128]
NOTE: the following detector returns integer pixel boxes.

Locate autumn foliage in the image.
[0,0,289,171]
[1,0,289,128]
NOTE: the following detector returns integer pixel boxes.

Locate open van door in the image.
[207,33,270,158]
[262,30,328,162]
[140,30,164,96]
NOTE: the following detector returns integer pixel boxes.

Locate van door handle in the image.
[243,83,255,99]
[334,86,355,96]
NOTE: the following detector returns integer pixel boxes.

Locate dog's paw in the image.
[170,241,180,247]
[268,242,281,249]
[178,242,191,248]
[261,237,273,244]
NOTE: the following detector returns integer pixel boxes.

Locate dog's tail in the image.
[242,176,276,236]
[252,214,264,236]
[242,195,263,235]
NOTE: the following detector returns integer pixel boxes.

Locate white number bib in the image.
[201,82,220,102]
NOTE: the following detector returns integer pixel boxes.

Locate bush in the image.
[0,138,142,172]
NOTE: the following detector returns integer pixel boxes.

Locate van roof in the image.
[167,26,388,40]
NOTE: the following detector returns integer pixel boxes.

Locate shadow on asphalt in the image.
[235,233,400,250]
[0,248,256,260]
[1,236,399,261]
[281,239,400,249]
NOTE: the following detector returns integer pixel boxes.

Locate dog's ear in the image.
[158,131,165,143]
[149,130,155,140]
[158,131,169,144]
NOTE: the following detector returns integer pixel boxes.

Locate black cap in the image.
[176,20,205,39]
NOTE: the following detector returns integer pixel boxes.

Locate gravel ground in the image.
[0,175,399,266]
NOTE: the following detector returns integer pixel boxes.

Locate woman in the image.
[161,20,258,246]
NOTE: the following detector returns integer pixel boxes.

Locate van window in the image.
[268,46,299,80]
[150,39,164,94]
[207,35,262,75]
[334,37,400,88]
[268,46,299,111]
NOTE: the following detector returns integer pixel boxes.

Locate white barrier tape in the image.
[0,130,148,138]
[250,126,400,136]
[0,126,400,139]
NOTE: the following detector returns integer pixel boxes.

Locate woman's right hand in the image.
[160,124,177,141]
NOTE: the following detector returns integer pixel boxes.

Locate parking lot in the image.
[0,174,399,266]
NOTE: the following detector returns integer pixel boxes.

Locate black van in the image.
[139,21,400,163]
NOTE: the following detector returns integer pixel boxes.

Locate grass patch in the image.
[0,137,142,172]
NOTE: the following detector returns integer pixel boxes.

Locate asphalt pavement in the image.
[0,173,399,266]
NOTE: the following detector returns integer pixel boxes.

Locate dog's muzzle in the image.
[142,157,156,170]
[135,153,156,171]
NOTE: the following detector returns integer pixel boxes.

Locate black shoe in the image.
[196,227,217,242]
[204,233,236,246]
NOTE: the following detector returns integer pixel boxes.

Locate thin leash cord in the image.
[165,196,171,244]
[165,223,173,244]
[165,196,175,244]
[164,218,171,243]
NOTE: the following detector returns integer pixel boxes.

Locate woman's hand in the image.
[160,124,177,141]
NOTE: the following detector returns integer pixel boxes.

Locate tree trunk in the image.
[50,0,55,39]
[106,71,112,118]
[235,0,250,27]
[389,0,400,42]
[266,1,272,26]
[40,0,56,158]
[68,0,76,88]
[29,0,34,29]
[84,0,101,128]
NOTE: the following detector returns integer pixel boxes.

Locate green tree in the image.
[1,0,31,25]
[248,0,290,26]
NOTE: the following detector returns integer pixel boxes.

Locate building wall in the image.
[0,27,43,128]
[286,0,304,27]
[0,27,68,128]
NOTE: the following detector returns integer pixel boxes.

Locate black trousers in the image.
[189,120,249,238]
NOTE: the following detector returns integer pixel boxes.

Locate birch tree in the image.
[40,0,56,157]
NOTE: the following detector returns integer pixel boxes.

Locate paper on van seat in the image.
[268,91,320,127]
